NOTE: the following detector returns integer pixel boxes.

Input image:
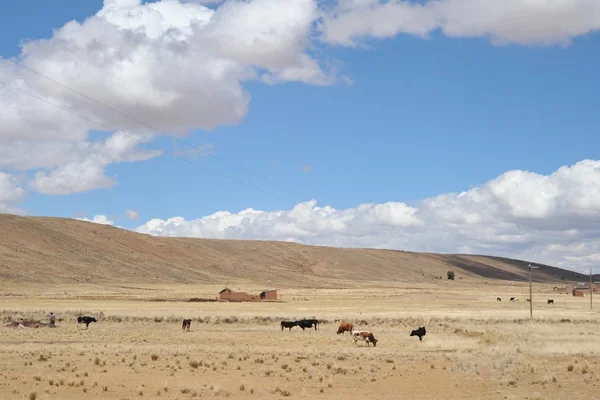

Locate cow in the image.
[497,297,501,301]
[526,298,531,302]
[77,316,97,329]
[410,326,426,341]
[281,321,297,331]
[182,319,192,331]
[337,322,353,335]
[352,331,378,347]
[547,299,554,304]
[510,297,519,302]
[295,319,319,331]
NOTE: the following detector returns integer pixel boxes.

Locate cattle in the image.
[281,321,297,331]
[497,297,501,301]
[410,326,426,341]
[77,316,97,329]
[526,298,531,302]
[182,319,192,331]
[337,322,353,335]
[295,319,319,331]
[352,331,378,347]
[510,297,519,302]
[547,299,554,304]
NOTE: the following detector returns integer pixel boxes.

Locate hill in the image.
[0,213,595,287]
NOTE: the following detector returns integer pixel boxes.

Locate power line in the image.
[0,79,299,207]
[0,68,369,235]
[2,57,308,201]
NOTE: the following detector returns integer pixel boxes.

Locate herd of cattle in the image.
[496,297,555,304]
[75,315,426,348]
[279,319,427,347]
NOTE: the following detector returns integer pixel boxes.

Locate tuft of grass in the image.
[151,354,159,361]
[29,392,37,400]
[189,360,200,369]
[102,385,108,392]
[94,357,100,365]
[567,364,574,372]
[239,384,245,391]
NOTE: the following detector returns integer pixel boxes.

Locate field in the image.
[2,282,599,400]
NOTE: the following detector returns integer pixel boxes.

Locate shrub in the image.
[447,271,455,280]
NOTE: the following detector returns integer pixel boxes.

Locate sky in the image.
[1,0,600,273]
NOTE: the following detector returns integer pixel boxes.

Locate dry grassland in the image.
[1,283,600,400]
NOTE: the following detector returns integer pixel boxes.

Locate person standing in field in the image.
[49,312,56,328]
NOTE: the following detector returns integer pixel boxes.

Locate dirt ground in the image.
[1,283,599,400]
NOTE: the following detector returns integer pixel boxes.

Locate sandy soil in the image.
[1,284,599,399]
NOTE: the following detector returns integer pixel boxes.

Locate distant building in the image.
[219,288,249,301]
[573,289,585,297]
[572,282,600,293]
[260,289,278,301]
[219,288,277,302]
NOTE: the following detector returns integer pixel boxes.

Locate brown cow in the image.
[337,322,353,335]
[352,331,378,347]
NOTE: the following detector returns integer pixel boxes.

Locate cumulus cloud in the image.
[319,0,600,46]
[76,214,115,226]
[0,173,26,214]
[125,209,140,221]
[0,0,339,201]
[134,160,600,272]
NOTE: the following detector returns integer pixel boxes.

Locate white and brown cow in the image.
[352,330,378,347]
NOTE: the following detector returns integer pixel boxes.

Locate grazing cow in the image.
[497,297,502,301]
[337,322,354,335]
[281,321,297,331]
[295,319,319,331]
[182,319,192,331]
[510,297,519,302]
[77,316,97,329]
[526,298,531,302]
[547,299,554,304]
[352,331,378,347]
[410,326,426,341]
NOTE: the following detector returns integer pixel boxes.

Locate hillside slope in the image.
[0,214,594,287]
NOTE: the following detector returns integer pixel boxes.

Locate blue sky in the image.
[1,0,600,271]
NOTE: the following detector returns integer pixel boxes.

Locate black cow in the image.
[182,319,192,331]
[295,319,319,331]
[547,299,554,304]
[77,316,97,329]
[497,297,501,301]
[410,326,426,341]
[281,321,297,331]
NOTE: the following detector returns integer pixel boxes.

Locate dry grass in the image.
[1,283,599,399]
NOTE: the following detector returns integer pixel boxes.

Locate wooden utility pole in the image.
[529,264,538,319]
[591,267,593,311]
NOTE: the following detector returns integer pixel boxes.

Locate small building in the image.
[219,288,277,301]
[573,289,585,297]
[219,288,249,301]
[260,289,278,301]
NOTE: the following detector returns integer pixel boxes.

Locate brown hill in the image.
[0,213,594,287]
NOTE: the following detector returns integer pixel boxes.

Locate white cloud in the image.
[0,0,339,199]
[134,160,600,271]
[300,165,313,173]
[0,173,26,214]
[125,209,140,220]
[319,0,600,47]
[76,214,115,226]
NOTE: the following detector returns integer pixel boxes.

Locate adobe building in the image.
[260,289,278,301]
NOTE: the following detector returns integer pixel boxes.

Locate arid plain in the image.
[1,215,600,399]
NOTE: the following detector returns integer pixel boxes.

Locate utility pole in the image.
[529,264,539,319]
[591,267,593,311]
